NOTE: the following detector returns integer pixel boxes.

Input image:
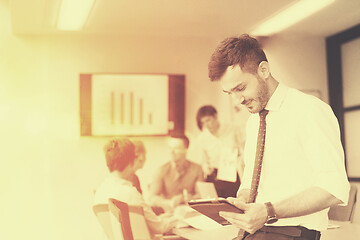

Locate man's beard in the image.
[252,80,270,113]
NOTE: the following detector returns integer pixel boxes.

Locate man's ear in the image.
[257,61,270,80]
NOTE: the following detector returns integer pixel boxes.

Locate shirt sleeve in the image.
[299,98,350,205]
[148,165,175,210]
[187,135,202,165]
[233,125,246,181]
[128,188,174,234]
[238,115,257,193]
[194,164,205,183]
[141,202,175,234]
[149,166,165,196]
[188,132,212,175]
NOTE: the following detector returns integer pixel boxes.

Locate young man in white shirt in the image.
[207,34,350,240]
[188,105,245,197]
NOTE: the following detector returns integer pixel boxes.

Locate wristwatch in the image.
[265,202,278,224]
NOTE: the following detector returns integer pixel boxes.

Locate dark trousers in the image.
[243,226,321,240]
[206,169,240,198]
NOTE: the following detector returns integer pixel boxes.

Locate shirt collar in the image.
[171,159,190,176]
[110,171,134,186]
[264,83,288,112]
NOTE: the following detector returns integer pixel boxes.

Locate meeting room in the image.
[1,0,360,239]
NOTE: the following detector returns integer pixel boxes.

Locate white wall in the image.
[0,2,52,239]
[0,1,226,238]
[262,34,329,103]
[2,1,357,239]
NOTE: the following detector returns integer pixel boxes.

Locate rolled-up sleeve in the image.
[301,100,350,205]
[130,189,174,234]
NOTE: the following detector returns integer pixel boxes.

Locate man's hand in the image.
[171,194,184,208]
[220,198,268,234]
[203,164,213,178]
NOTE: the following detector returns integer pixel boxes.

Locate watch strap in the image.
[265,202,278,224]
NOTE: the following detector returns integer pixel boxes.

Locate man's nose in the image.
[231,93,245,105]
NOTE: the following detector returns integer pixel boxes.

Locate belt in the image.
[258,226,321,240]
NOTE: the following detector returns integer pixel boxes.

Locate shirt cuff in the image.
[314,171,350,206]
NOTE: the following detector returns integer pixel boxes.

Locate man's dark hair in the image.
[208,34,267,81]
[196,105,217,130]
[170,134,190,149]
[103,138,135,172]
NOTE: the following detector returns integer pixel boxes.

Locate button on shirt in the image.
[239,83,350,231]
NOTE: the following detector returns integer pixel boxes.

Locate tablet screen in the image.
[188,198,244,225]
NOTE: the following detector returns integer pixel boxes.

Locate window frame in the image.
[326,24,360,181]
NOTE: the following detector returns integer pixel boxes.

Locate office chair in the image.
[328,184,358,222]
[109,198,152,240]
[108,199,186,240]
[92,204,115,240]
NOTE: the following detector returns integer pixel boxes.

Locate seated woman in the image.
[93,138,178,234]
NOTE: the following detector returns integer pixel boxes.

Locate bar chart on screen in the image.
[91,74,169,135]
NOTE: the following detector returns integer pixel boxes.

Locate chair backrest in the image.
[328,185,358,222]
[109,198,152,240]
[127,205,152,240]
[108,199,133,240]
[93,204,115,240]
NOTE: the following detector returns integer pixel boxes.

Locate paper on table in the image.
[174,205,223,230]
[327,223,341,229]
[182,214,223,230]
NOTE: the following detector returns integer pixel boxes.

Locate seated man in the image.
[93,138,178,235]
[149,135,204,212]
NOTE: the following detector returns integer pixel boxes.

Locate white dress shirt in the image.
[94,172,174,234]
[239,83,350,231]
[188,123,245,180]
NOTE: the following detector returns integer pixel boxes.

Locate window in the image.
[327,24,360,181]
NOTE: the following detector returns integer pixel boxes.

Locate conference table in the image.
[172,220,360,240]
[321,220,360,240]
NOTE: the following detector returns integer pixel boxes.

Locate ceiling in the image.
[9,0,360,38]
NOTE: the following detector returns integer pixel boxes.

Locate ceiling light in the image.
[57,0,96,31]
[250,0,335,36]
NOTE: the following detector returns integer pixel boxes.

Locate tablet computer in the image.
[187,198,244,225]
